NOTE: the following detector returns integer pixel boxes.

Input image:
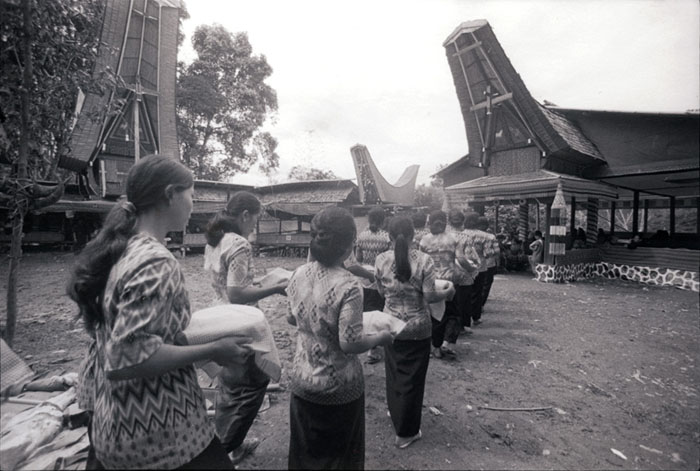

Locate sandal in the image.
[395,430,422,449]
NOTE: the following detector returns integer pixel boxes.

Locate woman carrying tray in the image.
[375,216,454,449]
[68,155,250,469]
[203,191,287,465]
[286,207,394,469]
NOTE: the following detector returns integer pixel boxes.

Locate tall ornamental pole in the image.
[549,183,567,258]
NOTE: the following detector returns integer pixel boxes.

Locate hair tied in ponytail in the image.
[120,200,137,215]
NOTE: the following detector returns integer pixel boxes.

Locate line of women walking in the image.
[68,154,497,470]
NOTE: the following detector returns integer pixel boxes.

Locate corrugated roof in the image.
[444,169,618,203]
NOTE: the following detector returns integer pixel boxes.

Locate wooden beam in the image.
[610,201,616,235]
[569,196,576,235]
[632,191,639,235]
[643,199,649,233]
[544,203,552,264]
[669,196,676,236]
[450,40,482,57]
[470,92,513,111]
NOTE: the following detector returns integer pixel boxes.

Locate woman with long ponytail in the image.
[68,155,250,469]
[202,190,287,465]
[374,216,454,449]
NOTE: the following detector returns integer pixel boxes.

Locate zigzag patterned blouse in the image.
[92,233,213,469]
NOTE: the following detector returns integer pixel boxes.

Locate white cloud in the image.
[180,0,700,186]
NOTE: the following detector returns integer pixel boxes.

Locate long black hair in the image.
[388,216,414,282]
[67,155,194,333]
[428,210,447,235]
[310,206,356,266]
[205,191,262,247]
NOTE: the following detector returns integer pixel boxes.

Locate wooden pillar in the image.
[297,219,302,232]
[278,218,282,234]
[535,202,540,231]
[610,201,616,235]
[586,198,599,245]
[494,203,499,231]
[643,199,649,233]
[518,200,529,241]
[670,196,676,236]
[632,191,640,235]
[544,203,553,264]
[569,196,576,235]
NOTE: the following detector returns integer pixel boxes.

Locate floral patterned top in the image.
[460,229,494,273]
[454,232,482,286]
[286,262,365,405]
[419,231,458,282]
[355,228,391,266]
[374,249,437,340]
[203,232,254,305]
[92,233,213,469]
[484,232,500,268]
[412,227,430,250]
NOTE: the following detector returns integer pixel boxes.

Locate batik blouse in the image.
[460,229,494,273]
[412,227,430,250]
[419,231,457,282]
[374,249,437,340]
[286,262,365,405]
[355,228,391,266]
[203,232,254,305]
[454,231,482,286]
[92,233,213,469]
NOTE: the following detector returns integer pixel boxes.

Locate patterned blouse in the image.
[286,262,365,405]
[460,229,494,273]
[203,232,254,305]
[374,249,436,340]
[419,231,457,282]
[92,233,213,469]
[76,339,96,411]
[484,232,500,268]
[454,232,482,286]
[412,227,430,250]
[355,228,391,266]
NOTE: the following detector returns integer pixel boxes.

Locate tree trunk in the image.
[4,0,33,347]
[5,212,24,347]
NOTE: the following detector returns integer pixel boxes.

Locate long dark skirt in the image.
[90,437,233,470]
[216,355,270,453]
[289,393,365,470]
[384,338,431,438]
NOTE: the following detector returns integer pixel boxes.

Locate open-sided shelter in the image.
[438,20,699,291]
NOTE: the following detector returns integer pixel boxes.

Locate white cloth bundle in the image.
[182,304,281,382]
[362,310,406,337]
[254,267,293,287]
[427,279,454,321]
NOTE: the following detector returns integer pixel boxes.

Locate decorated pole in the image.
[549,183,567,258]
[586,198,599,245]
[518,200,529,241]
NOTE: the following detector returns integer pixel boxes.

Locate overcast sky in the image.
[179,0,700,186]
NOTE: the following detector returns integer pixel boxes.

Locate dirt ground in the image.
[2,251,699,470]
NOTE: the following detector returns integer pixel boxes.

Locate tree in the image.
[0,0,114,346]
[177,25,279,180]
[413,184,444,211]
[287,165,337,181]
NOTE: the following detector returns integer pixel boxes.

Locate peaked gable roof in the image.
[443,20,604,169]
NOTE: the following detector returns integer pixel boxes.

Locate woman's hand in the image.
[375,330,394,347]
[445,284,456,301]
[210,336,253,367]
[272,280,288,295]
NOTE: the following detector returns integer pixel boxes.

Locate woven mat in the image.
[1,338,34,395]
